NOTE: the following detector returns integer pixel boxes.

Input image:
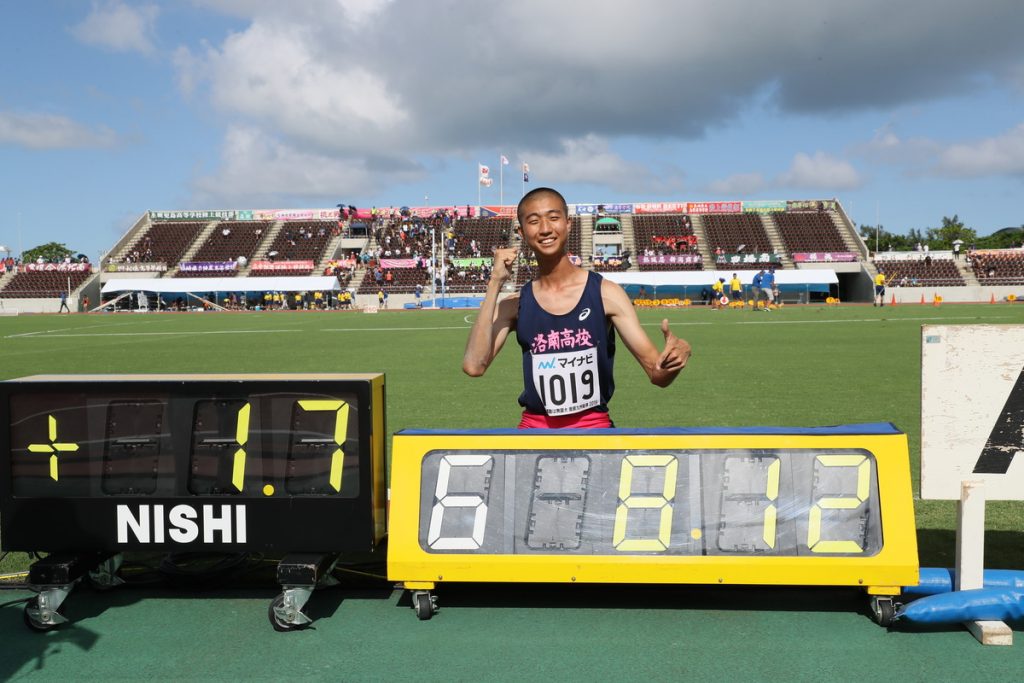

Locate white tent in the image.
[601,269,838,288]
[101,276,341,295]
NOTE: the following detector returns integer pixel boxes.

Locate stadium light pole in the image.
[875,201,880,254]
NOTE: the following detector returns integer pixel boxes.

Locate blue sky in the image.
[2,1,1023,260]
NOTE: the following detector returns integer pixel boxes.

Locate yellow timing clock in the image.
[387,425,918,624]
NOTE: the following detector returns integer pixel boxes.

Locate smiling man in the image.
[462,187,692,428]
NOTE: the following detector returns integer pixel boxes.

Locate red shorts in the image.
[518,409,613,429]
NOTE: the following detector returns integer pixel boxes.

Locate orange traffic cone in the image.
[890,293,897,306]
[920,293,926,305]
[990,292,996,304]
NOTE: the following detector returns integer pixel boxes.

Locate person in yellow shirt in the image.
[711,277,725,310]
[729,273,742,304]
[874,271,887,307]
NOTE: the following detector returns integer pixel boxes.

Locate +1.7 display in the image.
[0,374,386,554]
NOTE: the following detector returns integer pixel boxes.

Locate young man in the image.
[463,187,691,428]
[874,271,886,307]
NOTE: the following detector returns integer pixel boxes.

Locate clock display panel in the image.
[417,449,881,557]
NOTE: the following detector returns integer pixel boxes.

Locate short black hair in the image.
[517,187,569,224]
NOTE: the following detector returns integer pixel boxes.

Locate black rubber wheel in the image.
[871,597,896,627]
[268,594,307,632]
[414,592,434,621]
[23,598,61,633]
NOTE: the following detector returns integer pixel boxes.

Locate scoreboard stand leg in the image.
[269,553,339,632]
[23,552,117,632]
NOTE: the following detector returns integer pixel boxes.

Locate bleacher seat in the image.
[0,270,91,299]
[874,258,965,287]
[971,251,1024,285]
[774,212,852,255]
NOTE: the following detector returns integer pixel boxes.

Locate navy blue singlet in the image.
[516,270,615,416]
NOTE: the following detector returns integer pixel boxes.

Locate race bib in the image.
[531,347,601,416]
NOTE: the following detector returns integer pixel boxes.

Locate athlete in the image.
[463,187,692,428]
[874,271,887,307]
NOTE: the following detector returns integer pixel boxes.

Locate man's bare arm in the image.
[602,279,691,387]
[462,248,519,377]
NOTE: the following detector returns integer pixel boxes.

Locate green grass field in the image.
[2,303,1024,679]
[2,302,1023,568]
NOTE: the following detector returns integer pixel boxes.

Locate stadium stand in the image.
[117,221,207,266]
[174,221,270,277]
[249,221,335,277]
[874,257,966,287]
[357,265,430,295]
[971,251,1024,285]
[773,211,851,255]
[633,213,703,271]
[0,270,92,299]
[702,213,774,268]
[452,218,515,257]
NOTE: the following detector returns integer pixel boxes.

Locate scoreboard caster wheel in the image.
[870,596,896,627]
[413,591,437,621]
[268,593,311,632]
[23,597,65,633]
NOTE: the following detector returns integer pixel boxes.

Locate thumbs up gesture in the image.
[657,319,691,371]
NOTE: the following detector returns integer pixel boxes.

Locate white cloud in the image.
[179,21,408,155]
[191,125,425,205]
[777,152,864,190]
[853,124,941,166]
[934,123,1024,177]
[173,1,1024,197]
[521,135,684,195]
[71,1,159,55]
[0,111,118,149]
[705,172,766,196]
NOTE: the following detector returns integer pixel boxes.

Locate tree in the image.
[976,226,1024,250]
[21,242,74,264]
[926,215,977,250]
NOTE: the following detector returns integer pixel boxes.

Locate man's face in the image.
[518,193,569,256]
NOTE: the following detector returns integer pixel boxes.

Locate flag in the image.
[478,163,490,178]
[480,177,493,187]
[500,155,509,165]
[522,161,529,183]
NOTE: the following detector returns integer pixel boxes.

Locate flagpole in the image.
[499,155,504,208]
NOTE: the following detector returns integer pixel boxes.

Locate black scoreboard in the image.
[0,374,386,630]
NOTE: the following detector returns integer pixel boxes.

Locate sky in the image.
[2,0,1024,260]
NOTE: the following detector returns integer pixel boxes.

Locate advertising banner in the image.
[572,203,635,215]
[25,263,92,272]
[249,260,315,271]
[451,258,491,268]
[786,199,837,212]
[873,251,953,262]
[253,209,339,222]
[742,200,787,213]
[105,262,168,273]
[379,259,418,269]
[179,261,238,273]
[634,202,687,214]
[715,253,782,265]
[478,206,517,218]
[150,210,239,221]
[792,252,858,263]
[638,254,703,266]
[687,201,742,214]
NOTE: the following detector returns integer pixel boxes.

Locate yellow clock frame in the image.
[388,427,918,600]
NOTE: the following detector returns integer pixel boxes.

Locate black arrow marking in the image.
[973,366,1024,474]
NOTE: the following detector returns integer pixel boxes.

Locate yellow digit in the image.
[763,457,780,549]
[808,454,871,553]
[612,455,677,551]
[298,400,350,492]
[231,403,251,492]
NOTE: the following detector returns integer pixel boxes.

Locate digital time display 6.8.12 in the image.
[417,449,881,557]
